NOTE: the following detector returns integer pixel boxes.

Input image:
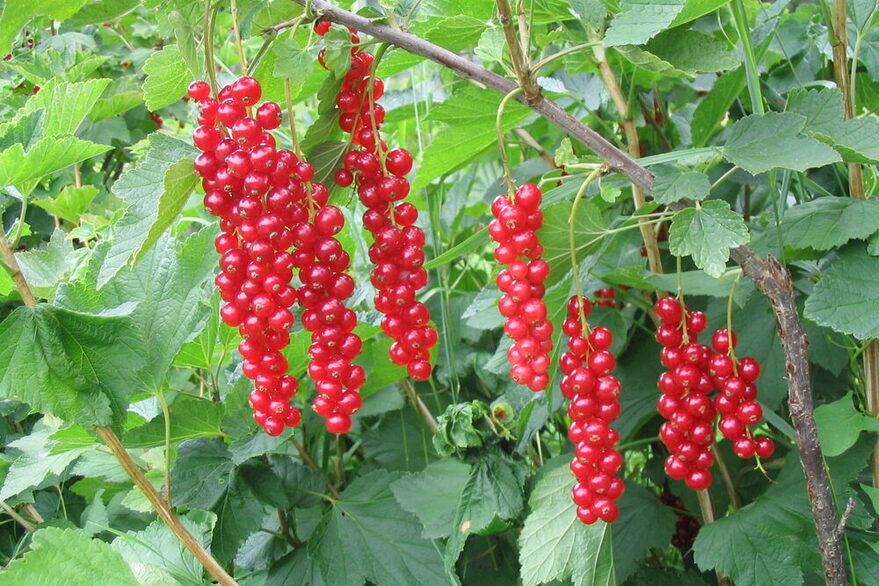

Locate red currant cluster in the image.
[296,204,365,435]
[189,77,303,436]
[560,295,624,524]
[489,183,552,392]
[316,22,437,381]
[708,329,774,460]
[653,296,716,491]
[594,287,617,308]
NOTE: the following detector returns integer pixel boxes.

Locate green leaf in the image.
[444,455,525,571]
[267,548,326,586]
[650,165,711,204]
[0,109,45,151]
[0,0,88,52]
[613,484,676,582]
[89,90,144,123]
[0,266,13,296]
[0,425,91,501]
[671,0,732,26]
[722,112,841,174]
[475,28,506,64]
[211,469,267,565]
[788,87,879,164]
[538,198,606,287]
[273,38,314,95]
[15,228,73,288]
[21,79,111,136]
[804,243,879,339]
[568,0,606,29]
[815,393,879,457]
[322,26,354,78]
[669,200,748,277]
[97,133,199,288]
[418,15,488,52]
[0,527,139,586]
[642,29,738,75]
[308,470,448,586]
[124,397,224,448]
[692,68,746,147]
[0,135,111,188]
[519,459,614,586]
[33,185,99,224]
[781,197,879,251]
[413,86,531,191]
[0,303,143,427]
[391,459,472,539]
[142,45,188,111]
[112,511,215,585]
[603,0,685,47]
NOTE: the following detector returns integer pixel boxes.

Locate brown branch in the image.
[835,497,856,540]
[278,6,847,581]
[0,232,36,308]
[864,341,879,490]
[96,427,239,586]
[495,0,539,101]
[277,0,655,190]
[0,501,35,532]
[728,249,848,586]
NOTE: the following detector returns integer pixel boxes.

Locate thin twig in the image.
[495,0,538,100]
[514,128,557,167]
[280,0,655,189]
[96,427,238,586]
[291,436,340,498]
[0,502,34,532]
[400,380,438,433]
[835,497,856,539]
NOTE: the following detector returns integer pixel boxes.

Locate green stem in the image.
[568,168,604,325]
[204,1,220,95]
[730,0,763,115]
[496,87,525,198]
[156,391,173,505]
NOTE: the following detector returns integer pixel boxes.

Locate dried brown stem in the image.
[495,0,539,101]
[0,501,35,532]
[400,379,438,433]
[96,427,239,586]
[864,341,879,490]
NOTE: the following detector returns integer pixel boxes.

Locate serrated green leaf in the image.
[309,470,448,586]
[97,133,199,288]
[112,511,215,585]
[614,44,689,77]
[650,165,711,204]
[0,425,91,501]
[391,459,472,539]
[171,437,234,510]
[781,197,879,251]
[58,227,217,391]
[804,244,879,339]
[474,28,506,64]
[519,460,614,586]
[273,38,314,93]
[0,527,139,586]
[33,185,99,224]
[418,15,488,52]
[444,455,525,571]
[414,86,531,191]
[0,303,143,428]
[15,228,73,288]
[538,198,606,287]
[815,393,879,457]
[0,266,13,296]
[671,0,732,26]
[643,29,738,75]
[90,90,144,123]
[267,548,327,586]
[142,45,188,111]
[788,87,879,164]
[614,484,676,582]
[0,135,111,188]
[0,0,88,52]
[322,26,353,78]
[569,0,606,28]
[21,79,111,136]
[669,200,749,277]
[66,0,140,27]
[0,109,45,151]
[212,468,268,565]
[124,396,224,448]
[722,112,841,174]
[603,0,685,47]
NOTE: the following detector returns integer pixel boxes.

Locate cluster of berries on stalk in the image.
[189,76,363,435]
[489,183,553,392]
[560,296,624,524]
[654,296,716,491]
[708,329,774,460]
[316,21,437,381]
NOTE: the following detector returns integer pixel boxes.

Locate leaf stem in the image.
[156,391,173,505]
[95,426,238,586]
[496,87,524,197]
[230,0,248,73]
[400,379,438,433]
[568,168,604,330]
[205,0,220,95]
[0,231,36,307]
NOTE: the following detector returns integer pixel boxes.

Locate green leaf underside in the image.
[604,0,685,47]
[788,87,879,164]
[781,198,879,251]
[650,164,711,204]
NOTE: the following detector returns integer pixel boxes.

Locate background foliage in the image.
[0,0,877,584]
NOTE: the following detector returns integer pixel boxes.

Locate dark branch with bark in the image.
[276,2,850,583]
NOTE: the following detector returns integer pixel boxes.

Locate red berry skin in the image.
[325,414,352,434]
[685,469,712,491]
[385,148,413,176]
[738,356,761,382]
[188,80,211,100]
[755,437,775,458]
[231,76,262,106]
[654,296,683,324]
[256,102,282,129]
